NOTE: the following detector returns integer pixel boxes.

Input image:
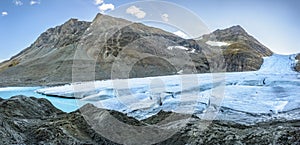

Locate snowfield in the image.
[17,54,300,123]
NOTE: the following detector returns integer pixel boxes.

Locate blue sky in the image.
[0,0,299,61]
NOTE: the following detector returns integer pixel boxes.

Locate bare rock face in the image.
[295,54,300,72]
[223,43,263,72]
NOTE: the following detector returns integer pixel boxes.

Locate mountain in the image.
[199,25,273,72]
[1,96,300,144]
[0,19,92,86]
[0,14,273,86]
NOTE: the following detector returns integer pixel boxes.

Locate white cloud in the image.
[94,0,104,5]
[161,13,169,22]
[98,3,115,13]
[14,0,23,6]
[173,30,188,39]
[126,6,146,19]
[2,11,8,16]
[30,0,40,5]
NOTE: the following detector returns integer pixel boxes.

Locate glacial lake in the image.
[0,87,81,112]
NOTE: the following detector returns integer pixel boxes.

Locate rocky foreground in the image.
[0,96,300,144]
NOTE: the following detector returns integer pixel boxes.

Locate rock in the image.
[200,25,273,72]
[160,120,300,145]
[0,96,118,144]
[142,110,192,125]
[223,43,264,72]
[295,54,300,72]
[1,96,300,144]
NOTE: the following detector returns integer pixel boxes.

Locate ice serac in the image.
[200,25,273,72]
[259,54,298,74]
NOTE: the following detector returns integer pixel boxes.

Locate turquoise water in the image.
[0,87,82,112]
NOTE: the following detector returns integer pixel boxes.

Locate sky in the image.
[0,0,299,62]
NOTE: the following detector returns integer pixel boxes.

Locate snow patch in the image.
[173,30,188,39]
[167,46,189,51]
[206,41,230,47]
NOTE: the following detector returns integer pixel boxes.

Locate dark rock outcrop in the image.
[159,119,300,145]
[0,96,119,144]
[1,96,300,144]
[295,54,300,72]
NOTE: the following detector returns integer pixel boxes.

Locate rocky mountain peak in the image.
[227,25,245,31]
[215,25,246,36]
[6,18,92,61]
[31,18,91,49]
[65,18,79,24]
[205,25,251,42]
[201,25,273,57]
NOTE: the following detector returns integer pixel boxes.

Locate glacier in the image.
[1,54,300,124]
